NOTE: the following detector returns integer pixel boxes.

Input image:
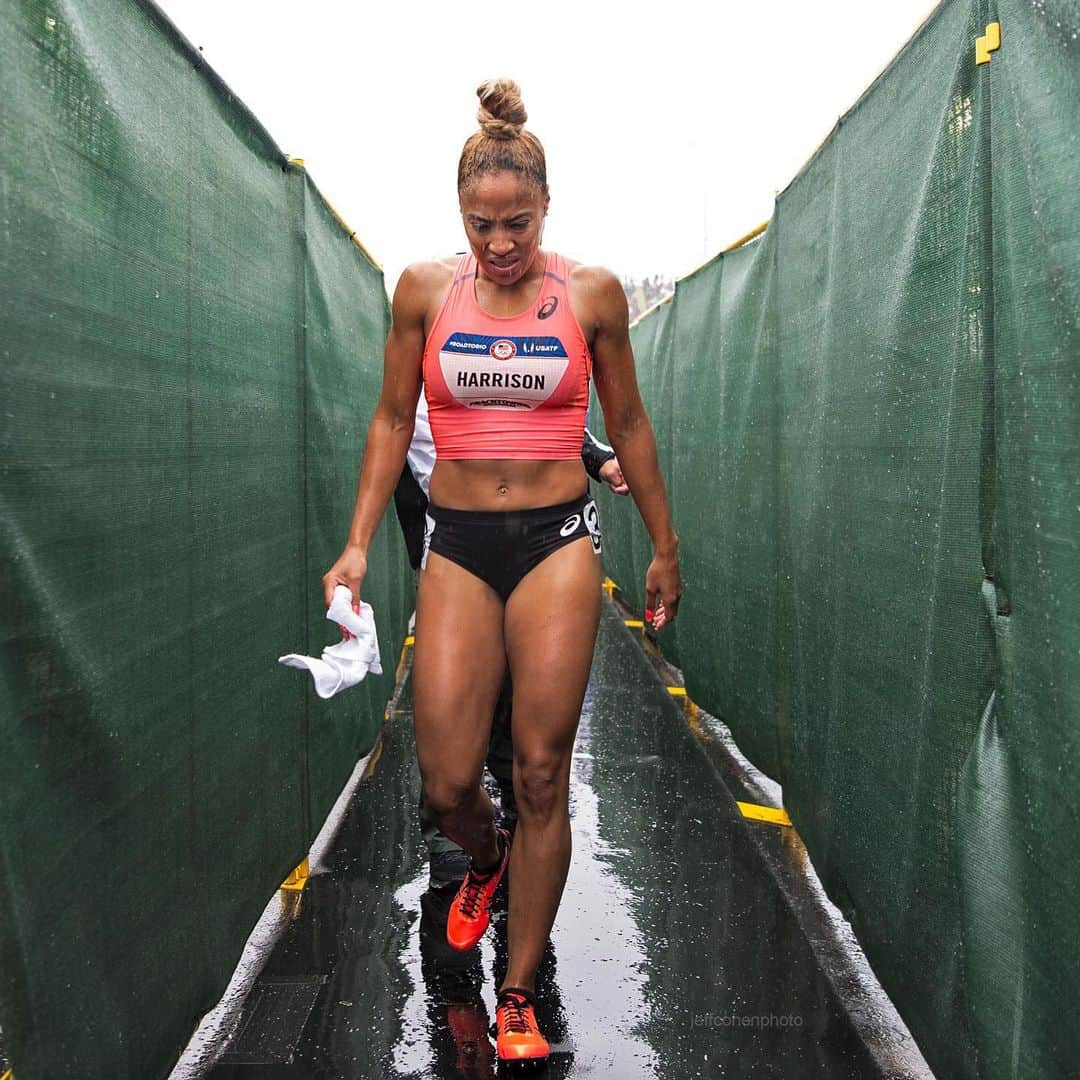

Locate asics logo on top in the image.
[537,296,558,320]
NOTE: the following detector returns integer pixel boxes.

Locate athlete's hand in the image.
[599,457,630,495]
[644,551,682,630]
[322,545,367,636]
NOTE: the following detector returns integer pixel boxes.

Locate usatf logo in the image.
[490,339,516,361]
[538,296,558,320]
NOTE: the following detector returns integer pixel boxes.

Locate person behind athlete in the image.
[323,78,681,1065]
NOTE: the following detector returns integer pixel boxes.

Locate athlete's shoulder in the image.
[392,257,459,324]
[396,257,458,300]
[564,260,628,330]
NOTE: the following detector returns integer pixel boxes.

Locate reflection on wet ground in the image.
[205,600,893,1078]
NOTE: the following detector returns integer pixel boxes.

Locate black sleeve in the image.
[581,428,616,482]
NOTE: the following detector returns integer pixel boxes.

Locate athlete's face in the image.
[459,171,549,287]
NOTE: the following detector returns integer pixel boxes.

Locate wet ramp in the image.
[205,599,900,1079]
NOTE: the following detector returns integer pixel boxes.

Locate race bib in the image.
[438,332,570,411]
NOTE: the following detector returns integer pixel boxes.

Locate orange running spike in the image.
[446,828,510,951]
[495,988,550,1063]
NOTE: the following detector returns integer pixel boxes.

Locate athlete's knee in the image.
[423,776,477,820]
[514,757,567,823]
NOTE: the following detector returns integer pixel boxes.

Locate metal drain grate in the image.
[217,975,327,1065]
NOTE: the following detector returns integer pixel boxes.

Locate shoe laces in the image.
[498,993,536,1035]
[457,869,489,920]
[458,834,504,919]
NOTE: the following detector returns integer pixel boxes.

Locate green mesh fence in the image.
[0,1,408,1077]
[595,1,1079,1077]
[4,0,1078,1076]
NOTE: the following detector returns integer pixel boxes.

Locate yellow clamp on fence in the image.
[976,22,1001,65]
[2,1069,14,1080]
[601,577,618,598]
[280,856,310,892]
[737,802,792,828]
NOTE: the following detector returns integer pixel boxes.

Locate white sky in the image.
[155,0,937,292]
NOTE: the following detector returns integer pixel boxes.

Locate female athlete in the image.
[322,78,682,1064]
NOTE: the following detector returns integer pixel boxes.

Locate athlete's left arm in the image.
[582,268,682,626]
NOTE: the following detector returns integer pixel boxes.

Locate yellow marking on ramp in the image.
[686,701,701,732]
[362,737,385,779]
[280,857,309,893]
[737,802,792,827]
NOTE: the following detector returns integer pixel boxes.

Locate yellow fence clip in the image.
[287,155,306,168]
[976,22,1001,65]
[624,619,644,630]
[601,577,617,598]
[737,802,793,828]
[2,1069,14,1080]
[404,635,415,647]
[666,686,687,697]
[280,856,310,892]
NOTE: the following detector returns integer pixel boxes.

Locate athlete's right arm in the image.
[321,265,432,610]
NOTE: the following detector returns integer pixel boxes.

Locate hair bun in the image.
[476,78,527,141]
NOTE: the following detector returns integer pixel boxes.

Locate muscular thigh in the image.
[504,537,602,763]
[413,552,507,789]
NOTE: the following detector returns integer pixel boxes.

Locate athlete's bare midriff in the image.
[428,457,588,511]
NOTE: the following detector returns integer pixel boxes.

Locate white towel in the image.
[278,585,383,699]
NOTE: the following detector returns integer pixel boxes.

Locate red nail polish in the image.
[645,608,654,621]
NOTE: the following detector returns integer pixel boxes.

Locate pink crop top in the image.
[422,251,592,460]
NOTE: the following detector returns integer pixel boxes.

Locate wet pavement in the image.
[202,599,905,1079]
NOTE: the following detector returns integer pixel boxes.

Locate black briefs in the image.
[422,492,602,601]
